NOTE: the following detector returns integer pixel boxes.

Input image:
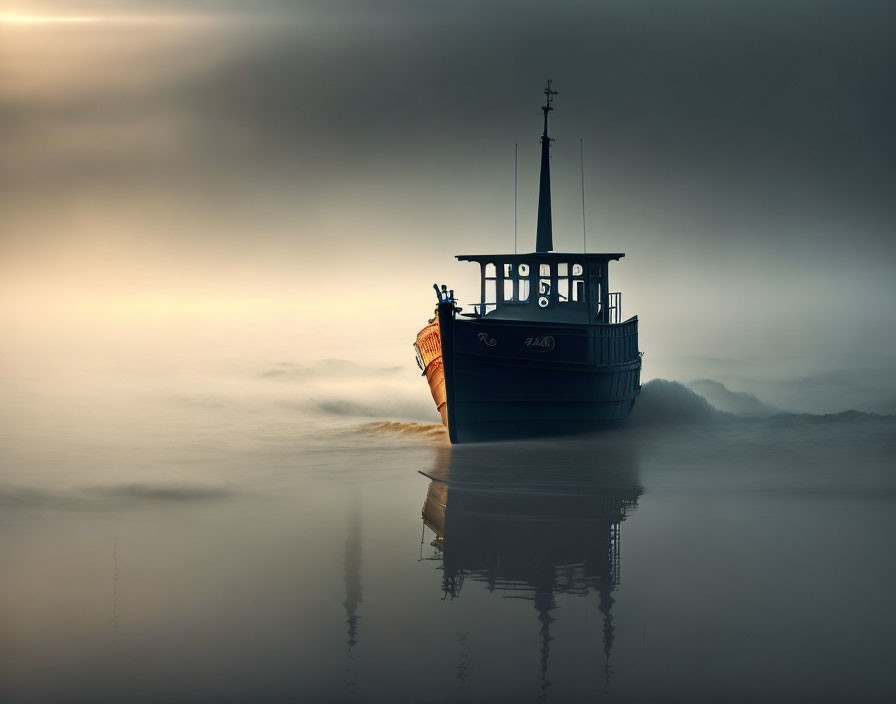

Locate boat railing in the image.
[472,296,624,324]
[595,316,639,366]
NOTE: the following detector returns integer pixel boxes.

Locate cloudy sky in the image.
[1,0,894,380]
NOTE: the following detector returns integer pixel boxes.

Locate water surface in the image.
[1,363,895,703]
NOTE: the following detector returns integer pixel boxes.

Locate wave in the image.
[259,358,402,380]
[311,396,436,421]
[756,409,894,427]
[92,483,235,501]
[629,379,893,428]
[686,378,782,416]
[257,358,438,421]
[360,421,448,440]
[628,379,723,425]
[0,482,236,510]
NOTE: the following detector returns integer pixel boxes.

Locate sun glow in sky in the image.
[0,14,95,23]
[1,0,894,384]
[0,12,214,25]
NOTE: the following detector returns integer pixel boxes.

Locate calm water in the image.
[1,362,895,703]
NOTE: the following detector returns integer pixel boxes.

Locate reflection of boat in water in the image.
[342,497,362,697]
[420,442,642,693]
[413,81,642,444]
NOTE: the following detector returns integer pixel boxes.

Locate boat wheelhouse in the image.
[414,82,642,443]
[458,253,625,324]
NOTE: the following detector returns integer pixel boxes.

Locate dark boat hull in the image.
[437,302,641,443]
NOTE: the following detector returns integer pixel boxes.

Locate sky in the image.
[1,0,894,387]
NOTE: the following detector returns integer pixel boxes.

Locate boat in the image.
[414,81,642,444]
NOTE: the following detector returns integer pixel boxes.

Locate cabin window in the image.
[503,263,513,277]
[539,263,551,277]
[572,263,584,276]
[557,262,569,303]
[503,279,514,301]
[538,278,551,308]
[518,263,529,276]
[482,261,497,311]
[572,279,585,302]
[558,276,569,302]
[485,278,496,310]
[518,279,530,300]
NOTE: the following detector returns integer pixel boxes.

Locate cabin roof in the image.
[456,252,625,263]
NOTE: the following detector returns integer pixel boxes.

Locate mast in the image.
[535,79,558,253]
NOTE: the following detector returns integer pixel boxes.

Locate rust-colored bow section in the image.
[415,318,447,426]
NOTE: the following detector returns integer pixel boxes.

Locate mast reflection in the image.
[343,497,362,697]
[420,441,641,695]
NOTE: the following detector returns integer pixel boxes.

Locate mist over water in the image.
[2,346,895,702]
